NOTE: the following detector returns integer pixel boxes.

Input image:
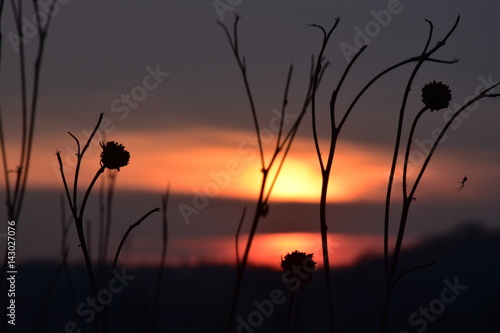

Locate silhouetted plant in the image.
[56,113,159,332]
[421,81,452,111]
[0,1,56,329]
[281,250,316,333]
[99,141,130,171]
[112,207,160,271]
[56,114,113,332]
[381,17,459,333]
[382,80,500,332]
[97,169,117,284]
[381,16,500,333]
[308,17,459,332]
[150,185,171,331]
[219,15,321,332]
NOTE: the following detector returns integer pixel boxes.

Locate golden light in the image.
[266,156,363,202]
[235,140,386,203]
[19,126,474,204]
[268,159,321,202]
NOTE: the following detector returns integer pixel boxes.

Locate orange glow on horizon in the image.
[119,232,415,269]
[13,126,487,203]
[248,232,389,268]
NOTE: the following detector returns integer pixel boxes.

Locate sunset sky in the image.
[2,1,500,267]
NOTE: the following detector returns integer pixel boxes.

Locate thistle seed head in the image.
[100,141,130,171]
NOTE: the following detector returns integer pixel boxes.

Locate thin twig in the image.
[384,18,437,278]
[403,107,429,200]
[340,313,370,333]
[0,1,55,330]
[382,19,436,333]
[392,260,436,291]
[13,0,57,220]
[382,16,463,333]
[152,185,170,332]
[276,65,293,151]
[112,207,160,271]
[329,45,367,131]
[97,172,106,279]
[221,17,317,332]
[56,152,77,218]
[79,167,106,225]
[310,19,340,173]
[72,113,104,212]
[218,16,265,170]
[234,207,246,268]
[103,171,116,266]
[161,186,170,262]
[408,82,500,200]
[0,110,12,214]
[310,20,367,333]
[263,59,321,204]
[10,0,27,214]
[58,114,105,332]
[338,55,457,133]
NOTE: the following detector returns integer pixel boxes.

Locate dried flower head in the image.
[281,250,316,286]
[100,141,130,171]
[421,80,452,111]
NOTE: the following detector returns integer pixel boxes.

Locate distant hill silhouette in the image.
[13,222,500,332]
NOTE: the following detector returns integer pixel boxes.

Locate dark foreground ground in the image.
[5,222,500,333]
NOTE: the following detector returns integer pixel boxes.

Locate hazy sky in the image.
[2,1,500,265]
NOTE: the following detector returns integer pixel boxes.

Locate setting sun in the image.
[24,127,474,204]
[270,159,320,201]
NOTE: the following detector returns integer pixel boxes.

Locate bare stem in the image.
[0,3,56,326]
[408,84,500,200]
[382,16,463,333]
[381,23,434,333]
[226,170,268,332]
[112,207,160,271]
[218,16,265,169]
[402,107,428,200]
[310,19,340,173]
[220,17,315,332]
[57,114,105,332]
[234,207,247,268]
[102,171,116,267]
[152,185,170,331]
[310,20,367,333]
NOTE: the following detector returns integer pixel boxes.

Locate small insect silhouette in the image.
[456,175,468,192]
